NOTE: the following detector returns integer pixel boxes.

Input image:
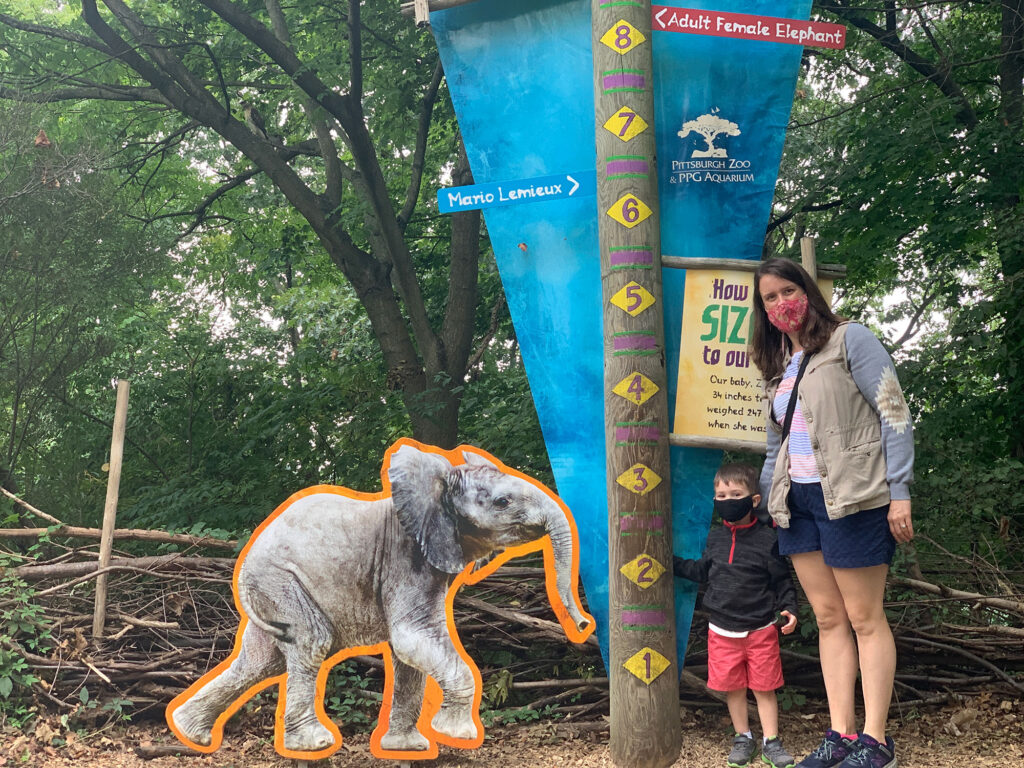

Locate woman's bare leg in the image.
[789,551,857,735]
[833,564,894,742]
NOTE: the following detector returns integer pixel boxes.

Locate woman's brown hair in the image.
[750,258,843,381]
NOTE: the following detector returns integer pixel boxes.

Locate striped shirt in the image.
[772,351,820,483]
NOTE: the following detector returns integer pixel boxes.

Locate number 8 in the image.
[615,24,632,49]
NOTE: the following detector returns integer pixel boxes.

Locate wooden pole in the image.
[399,0,480,16]
[800,236,817,280]
[92,379,130,639]
[592,3,680,766]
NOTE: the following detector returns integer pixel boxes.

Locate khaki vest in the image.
[765,323,890,525]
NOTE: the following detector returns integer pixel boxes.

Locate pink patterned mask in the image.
[766,294,808,333]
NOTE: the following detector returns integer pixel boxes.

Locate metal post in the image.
[592,3,680,765]
[92,378,130,639]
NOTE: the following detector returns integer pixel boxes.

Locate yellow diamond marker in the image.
[610,281,655,317]
[616,463,662,496]
[620,554,666,589]
[612,372,659,406]
[607,194,652,229]
[603,106,648,142]
[624,647,671,684]
[600,19,646,54]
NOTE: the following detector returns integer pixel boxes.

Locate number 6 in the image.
[622,196,640,223]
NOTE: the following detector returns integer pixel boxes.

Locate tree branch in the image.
[349,0,363,102]
[821,0,979,127]
[767,198,844,233]
[0,83,168,104]
[398,58,444,229]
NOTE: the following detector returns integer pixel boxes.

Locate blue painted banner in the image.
[438,171,597,213]
[431,0,812,668]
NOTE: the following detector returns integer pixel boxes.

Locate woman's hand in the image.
[888,498,913,543]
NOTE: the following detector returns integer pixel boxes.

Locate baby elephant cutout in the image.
[167,439,594,761]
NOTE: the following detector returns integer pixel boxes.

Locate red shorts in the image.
[706,625,784,692]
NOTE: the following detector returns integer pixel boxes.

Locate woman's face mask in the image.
[766,294,809,333]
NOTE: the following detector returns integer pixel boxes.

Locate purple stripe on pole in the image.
[614,335,657,351]
[622,610,666,625]
[610,249,654,266]
[615,425,661,442]
[620,515,664,532]
[603,73,646,90]
[607,159,649,175]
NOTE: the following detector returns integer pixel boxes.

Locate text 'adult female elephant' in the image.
[167,439,594,761]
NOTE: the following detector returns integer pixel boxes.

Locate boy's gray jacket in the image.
[759,323,914,527]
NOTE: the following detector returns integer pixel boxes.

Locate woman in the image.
[752,258,913,768]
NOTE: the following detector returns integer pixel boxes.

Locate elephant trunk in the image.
[541,499,592,635]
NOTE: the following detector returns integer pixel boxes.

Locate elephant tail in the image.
[237,590,295,644]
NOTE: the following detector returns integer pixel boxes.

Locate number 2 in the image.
[637,556,654,583]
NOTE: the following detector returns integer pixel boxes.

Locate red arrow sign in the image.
[652,6,846,49]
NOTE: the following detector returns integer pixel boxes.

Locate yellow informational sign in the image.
[672,268,833,443]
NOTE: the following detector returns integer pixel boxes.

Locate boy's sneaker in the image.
[728,733,758,767]
[761,737,796,768]
[795,730,860,768]
[837,734,896,768]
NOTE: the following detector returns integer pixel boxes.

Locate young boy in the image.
[674,463,799,768]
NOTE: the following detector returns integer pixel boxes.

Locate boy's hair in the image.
[713,463,760,496]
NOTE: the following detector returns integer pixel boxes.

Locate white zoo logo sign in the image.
[670,109,755,185]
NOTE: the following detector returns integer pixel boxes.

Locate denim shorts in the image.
[777,482,895,568]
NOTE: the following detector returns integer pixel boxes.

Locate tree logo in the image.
[677,109,741,158]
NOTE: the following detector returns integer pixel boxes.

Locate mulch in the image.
[6,693,1022,767]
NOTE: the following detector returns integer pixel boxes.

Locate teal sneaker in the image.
[762,736,795,768]
[728,733,757,767]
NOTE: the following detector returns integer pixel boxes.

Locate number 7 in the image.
[617,109,636,137]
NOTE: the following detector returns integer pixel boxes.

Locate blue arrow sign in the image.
[438,170,596,213]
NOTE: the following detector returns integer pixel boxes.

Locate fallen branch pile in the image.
[1,492,1022,730]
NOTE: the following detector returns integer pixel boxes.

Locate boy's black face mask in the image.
[714,496,754,523]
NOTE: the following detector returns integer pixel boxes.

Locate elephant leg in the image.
[172,623,284,747]
[379,659,429,751]
[391,629,477,742]
[276,582,337,753]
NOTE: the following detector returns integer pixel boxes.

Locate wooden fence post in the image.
[92,378,130,639]
[800,236,817,280]
[592,2,681,765]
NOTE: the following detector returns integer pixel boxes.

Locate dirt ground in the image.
[5,694,1023,768]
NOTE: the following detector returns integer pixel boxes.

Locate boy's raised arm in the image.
[673,554,711,583]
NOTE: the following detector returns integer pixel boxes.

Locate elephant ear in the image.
[461,450,499,470]
[388,445,465,574]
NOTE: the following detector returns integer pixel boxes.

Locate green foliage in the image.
[480,704,560,728]
[323,661,382,729]
[777,688,807,712]
[0,549,51,723]
[772,0,1024,567]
